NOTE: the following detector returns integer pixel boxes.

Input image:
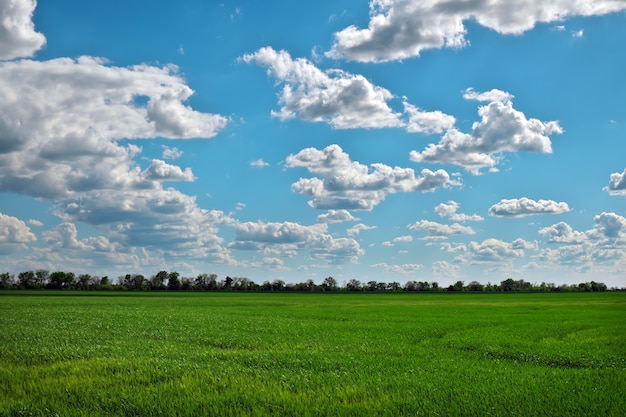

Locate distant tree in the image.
[18,271,36,289]
[430,281,439,291]
[181,277,193,291]
[222,276,234,289]
[195,273,218,291]
[388,282,401,291]
[48,271,74,289]
[346,279,362,291]
[150,270,168,290]
[447,280,464,292]
[271,279,285,291]
[75,274,91,289]
[500,278,515,292]
[322,276,338,291]
[466,281,484,292]
[0,272,14,289]
[35,269,50,287]
[167,272,181,290]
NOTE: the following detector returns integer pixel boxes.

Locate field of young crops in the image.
[0,291,624,416]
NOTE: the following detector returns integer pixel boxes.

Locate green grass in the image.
[0,292,624,416]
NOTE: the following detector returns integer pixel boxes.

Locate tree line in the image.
[0,270,619,292]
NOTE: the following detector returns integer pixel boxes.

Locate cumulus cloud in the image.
[537,213,626,272]
[241,46,403,129]
[410,89,563,174]
[488,197,570,217]
[347,223,376,236]
[403,100,456,135]
[327,0,626,62]
[539,222,587,244]
[372,262,422,274]
[161,145,183,160]
[0,0,46,60]
[141,159,195,182]
[593,212,626,239]
[435,200,483,222]
[286,144,455,210]
[250,158,270,168]
[468,238,536,264]
[0,212,36,255]
[606,168,626,195]
[230,220,364,264]
[408,220,475,240]
[0,54,232,263]
[317,209,358,224]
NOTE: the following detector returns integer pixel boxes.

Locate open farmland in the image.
[0,292,625,416]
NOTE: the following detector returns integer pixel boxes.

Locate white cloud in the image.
[347,223,376,236]
[230,220,364,264]
[468,238,535,264]
[286,144,455,210]
[142,159,195,182]
[593,212,626,239]
[536,213,626,273]
[0,0,46,60]
[317,209,358,224]
[241,47,403,129]
[27,219,43,227]
[0,212,36,255]
[539,222,587,243]
[393,235,413,243]
[440,242,466,252]
[408,220,475,239]
[327,0,626,62]
[432,260,460,277]
[606,168,626,195]
[250,158,270,168]
[372,262,422,274]
[403,100,456,135]
[410,89,563,174]
[572,29,584,38]
[161,145,183,160]
[435,200,483,222]
[0,54,232,264]
[488,197,571,217]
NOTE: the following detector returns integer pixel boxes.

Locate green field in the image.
[1,292,624,416]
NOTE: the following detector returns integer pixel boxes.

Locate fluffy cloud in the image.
[488,197,570,217]
[468,238,536,264]
[286,144,454,210]
[403,100,456,135]
[250,158,270,168]
[327,0,626,62]
[0,54,231,263]
[0,212,36,254]
[537,213,626,272]
[0,0,46,60]
[161,146,183,160]
[241,47,403,129]
[435,200,483,222]
[410,89,563,174]
[141,160,195,182]
[347,223,376,236]
[372,262,422,274]
[539,222,587,243]
[408,220,475,240]
[230,220,364,264]
[317,209,358,224]
[606,168,626,195]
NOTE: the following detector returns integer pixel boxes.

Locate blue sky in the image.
[1,0,625,287]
